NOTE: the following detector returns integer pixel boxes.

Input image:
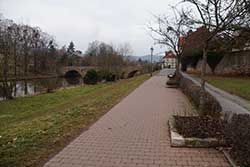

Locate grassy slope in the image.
[0,74,150,167]
[205,76,250,100]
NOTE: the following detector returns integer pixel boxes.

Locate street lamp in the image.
[150,46,154,76]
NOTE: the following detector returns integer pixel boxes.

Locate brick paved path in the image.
[44,74,229,167]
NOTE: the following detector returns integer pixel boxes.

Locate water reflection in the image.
[0,77,83,100]
[65,77,82,85]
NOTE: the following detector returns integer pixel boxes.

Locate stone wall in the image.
[195,60,213,74]
[187,50,250,75]
[214,50,250,76]
[186,61,213,74]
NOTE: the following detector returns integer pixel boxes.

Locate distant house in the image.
[161,51,176,69]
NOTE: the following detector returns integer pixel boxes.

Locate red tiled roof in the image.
[163,51,176,59]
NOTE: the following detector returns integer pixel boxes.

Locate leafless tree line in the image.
[83,41,150,78]
[0,16,62,98]
[0,16,61,77]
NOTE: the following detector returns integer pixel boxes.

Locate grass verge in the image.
[205,76,250,101]
[0,74,150,167]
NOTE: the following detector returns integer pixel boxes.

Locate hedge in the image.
[83,69,98,84]
[225,114,250,167]
[179,74,222,117]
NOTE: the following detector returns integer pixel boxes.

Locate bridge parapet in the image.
[60,66,96,77]
[60,65,144,79]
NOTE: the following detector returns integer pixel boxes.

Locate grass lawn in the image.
[0,74,150,167]
[205,76,250,101]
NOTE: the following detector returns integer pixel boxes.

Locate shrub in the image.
[96,70,106,82]
[207,52,224,73]
[105,72,117,82]
[225,114,250,167]
[180,74,221,117]
[83,69,98,84]
[174,116,225,139]
[181,51,223,73]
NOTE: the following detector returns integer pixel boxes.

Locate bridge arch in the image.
[60,66,95,78]
[120,72,126,79]
[127,70,139,78]
[64,70,82,78]
[60,66,143,79]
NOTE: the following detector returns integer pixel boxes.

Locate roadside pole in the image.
[150,46,154,76]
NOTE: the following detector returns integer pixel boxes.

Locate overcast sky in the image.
[0,0,178,56]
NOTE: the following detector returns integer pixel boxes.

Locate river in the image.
[0,77,83,100]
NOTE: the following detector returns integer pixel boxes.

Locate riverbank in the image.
[0,74,150,167]
[0,76,84,100]
[0,74,60,82]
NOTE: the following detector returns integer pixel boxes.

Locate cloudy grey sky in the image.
[0,0,178,56]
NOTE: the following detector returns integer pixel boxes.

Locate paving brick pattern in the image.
[44,75,229,167]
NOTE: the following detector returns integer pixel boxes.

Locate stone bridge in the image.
[60,66,144,79]
[120,66,144,79]
[60,66,95,77]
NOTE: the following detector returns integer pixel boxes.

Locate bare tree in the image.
[8,23,21,77]
[84,41,126,78]
[147,8,188,78]
[84,41,100,66]
[117,42,133,57]
[97,42,123,76]
[31,28,41,74]
[0,18,15,99]
[183,0,250,111]
[19,25,33,76]
[0,16,60,99]
[117,43,135,67]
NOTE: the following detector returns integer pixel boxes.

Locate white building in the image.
[161,51,177,69]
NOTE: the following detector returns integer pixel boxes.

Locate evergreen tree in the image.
[67,41,75,53]
[67,41,76,66]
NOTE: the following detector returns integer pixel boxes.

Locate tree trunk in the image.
[176,54,181,80]
[199,43,208,113]
[34,43,37,74]
[13,42,17,97]
[3,51,13,99]
[24,40,28,76]
[24,81,28,95]
[34,53,37,74]
[24,50,28,76]
[13,47,18,97]
[14,41,17,78]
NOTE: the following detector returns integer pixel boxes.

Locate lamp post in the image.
[150,46,154,76]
